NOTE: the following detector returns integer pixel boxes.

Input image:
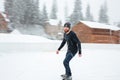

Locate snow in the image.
[47,19,60,26]
[81,21,120,30]
[0,34,120,80]
[0,33,52,43]
[11,29,21,35]
[1,12,10,22]
[0,0,4,12]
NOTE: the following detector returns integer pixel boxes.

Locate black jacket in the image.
[58,31,81,55]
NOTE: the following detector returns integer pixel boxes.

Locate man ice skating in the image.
[56,22,82,80]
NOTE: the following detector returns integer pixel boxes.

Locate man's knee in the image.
[63,59,68,66]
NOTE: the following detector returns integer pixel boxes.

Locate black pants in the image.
[63,51,75,76]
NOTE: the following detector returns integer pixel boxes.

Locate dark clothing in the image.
[58,31,82,76]
[63,51,74,76]
[58,31,81,55]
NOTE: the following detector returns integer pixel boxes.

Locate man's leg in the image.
[63,52,74,77]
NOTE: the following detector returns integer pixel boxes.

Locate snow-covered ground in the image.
[0,33,120,80]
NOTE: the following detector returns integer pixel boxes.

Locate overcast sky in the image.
[0,0,120,24]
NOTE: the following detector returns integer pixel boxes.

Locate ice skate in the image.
[62,76,72,80]
[61,74,72,80]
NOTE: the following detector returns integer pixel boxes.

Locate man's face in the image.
[63,27,70,33]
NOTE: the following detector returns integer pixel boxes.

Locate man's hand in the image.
[78,54,82,57]
[56,50,60,54]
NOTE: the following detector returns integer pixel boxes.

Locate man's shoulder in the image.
[70,31,74,33]
[70,31,76,35]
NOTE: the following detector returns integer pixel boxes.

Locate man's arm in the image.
[58,38,66,51]
[56,38,66,54]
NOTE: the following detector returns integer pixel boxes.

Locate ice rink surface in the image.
[0,43,120,80]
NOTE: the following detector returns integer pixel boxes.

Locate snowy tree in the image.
[69,0,84,25]
[11,0,25,24]
[64,1,69,22]
[5,0,41,25]
[117,22,120,28]
[50,0,58,19]
[29,0,41,25]
[4,0,14,22]
[22,0,40,24]
[40,4,49,26]
[85,4,94,21]
[98,1,109,24]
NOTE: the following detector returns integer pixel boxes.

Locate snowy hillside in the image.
[0,33,52,43]
[0,33,60,52]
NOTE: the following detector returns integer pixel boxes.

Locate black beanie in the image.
[64,22,71,29]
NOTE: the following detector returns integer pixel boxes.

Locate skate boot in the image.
[61,74,72,80]
[61,74,67,79]
[64,76,72,80]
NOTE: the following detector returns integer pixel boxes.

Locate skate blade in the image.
[62,78,72,80]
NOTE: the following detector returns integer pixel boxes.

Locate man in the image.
[56,22,82,80]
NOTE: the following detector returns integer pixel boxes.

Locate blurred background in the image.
[0,0,120,43]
